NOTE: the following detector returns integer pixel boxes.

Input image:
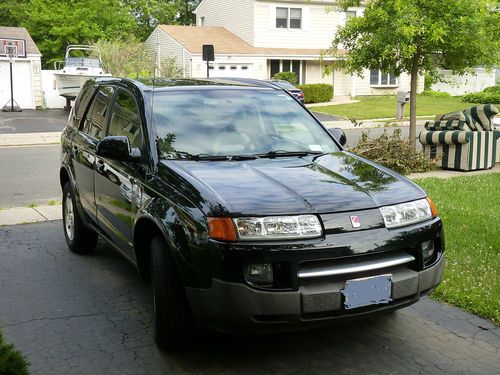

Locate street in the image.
[0,125,426,209]
[1,222,498,375]
[0,145,60,208]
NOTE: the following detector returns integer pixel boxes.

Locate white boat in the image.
[53,45,111,99]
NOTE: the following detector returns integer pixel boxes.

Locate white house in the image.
[0,27,42,109]
[145,0,423,97]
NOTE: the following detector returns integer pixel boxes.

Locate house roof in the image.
[0,26,41,55]
[158,25,340,58]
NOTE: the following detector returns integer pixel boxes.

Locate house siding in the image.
[254,1,349,49]
[195,0,254,45]
[144,28,191,77]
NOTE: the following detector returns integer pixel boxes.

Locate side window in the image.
[108,89,143,148]
[82,86,114,140]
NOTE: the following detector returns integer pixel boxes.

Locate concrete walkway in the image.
[0,131,61,147]
[0,204,61,226]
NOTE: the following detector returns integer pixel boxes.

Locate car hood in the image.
[159,152,426,216]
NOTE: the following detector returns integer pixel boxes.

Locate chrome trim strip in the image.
[298,254,415,279]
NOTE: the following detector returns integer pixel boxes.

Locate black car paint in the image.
[60,78,444,332]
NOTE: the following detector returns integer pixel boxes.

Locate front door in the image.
[94,88,144,258]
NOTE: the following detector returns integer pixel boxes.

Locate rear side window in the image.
[70,80,97,128]
[107,89,143,148]
[81,86,114,140]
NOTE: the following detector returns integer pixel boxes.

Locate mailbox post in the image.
[396,90,410,120]
[202,45,215,78]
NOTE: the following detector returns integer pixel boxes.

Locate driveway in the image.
[0,109,67,134]
[1,222,498,375]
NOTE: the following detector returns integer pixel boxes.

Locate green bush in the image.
[350,129,434,175]
[461,92,500,104]
[419,90,451,98]
[272,71,297,84]
[483,86,500,94]
[0,331,29,375]
[296,84,333,104]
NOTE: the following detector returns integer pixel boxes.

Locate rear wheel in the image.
[62,182,98,254]
[151,235,195,351]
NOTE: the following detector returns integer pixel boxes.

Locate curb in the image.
[0,204,62,226]
[0,132,61,147]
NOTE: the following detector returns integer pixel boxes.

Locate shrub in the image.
[0,331,29,375]
[350,129,434,175]
[419,90,451,98]
[272,71,297,84]
[461,92,500,104]
[296,84,333,104]
[483,86,500,94]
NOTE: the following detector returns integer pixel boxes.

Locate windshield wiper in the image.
[173,152,257,161]
[254,150,325,159]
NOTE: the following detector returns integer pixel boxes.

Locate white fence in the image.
[41,70,66,109]
[431,68,497,96]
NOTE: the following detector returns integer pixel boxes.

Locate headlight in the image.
[234,215,322,240]
[380,198,436,229]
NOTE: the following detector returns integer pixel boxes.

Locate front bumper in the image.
[185,253,445,333]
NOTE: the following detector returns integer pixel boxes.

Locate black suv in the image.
[60,78,445,351]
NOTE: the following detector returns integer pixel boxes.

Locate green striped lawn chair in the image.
[419,104,499,171]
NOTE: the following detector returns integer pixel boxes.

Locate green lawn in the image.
[314,95,475,120]
[415,173,500,325]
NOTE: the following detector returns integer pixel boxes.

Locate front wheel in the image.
[62,182,98,254]
[151,235,195,351]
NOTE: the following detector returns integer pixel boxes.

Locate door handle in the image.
[96,159,105,173]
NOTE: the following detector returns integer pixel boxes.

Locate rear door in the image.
[71,85,114,223]
[94,87,144,257]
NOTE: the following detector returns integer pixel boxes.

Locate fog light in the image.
[421,240,435,260]
[244,263,273,285]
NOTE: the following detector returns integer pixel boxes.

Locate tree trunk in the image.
[409,53,419,150]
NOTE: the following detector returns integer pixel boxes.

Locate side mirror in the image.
[96,136,141,162]
[328,128,347,147]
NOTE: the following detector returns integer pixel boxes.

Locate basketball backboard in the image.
[0,38,27,58]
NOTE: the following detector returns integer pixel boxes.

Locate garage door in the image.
[0,60,34,109]
[209,63,254,78]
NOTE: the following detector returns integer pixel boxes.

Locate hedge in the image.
[272,71,298,84]
[419,90,451,98]
[296,84,333,104]
[483,86,500,94]
[461,92,500,104]
[0,330,29,375]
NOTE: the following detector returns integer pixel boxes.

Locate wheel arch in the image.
[133,215,169,282]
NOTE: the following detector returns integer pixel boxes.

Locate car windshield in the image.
[153,88,339,159]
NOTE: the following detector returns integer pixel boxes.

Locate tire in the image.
[62,182,98,254]
[151,235,195,351]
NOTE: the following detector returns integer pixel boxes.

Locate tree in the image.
[123,0,178,39]
[96,38,183,78]
[329,0,500,148]
[175,0,202,25]
[19,0,138,68]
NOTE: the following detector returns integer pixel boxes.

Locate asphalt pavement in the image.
[0,145,60,208]
[0,222,498,375]
[0,109,68,134]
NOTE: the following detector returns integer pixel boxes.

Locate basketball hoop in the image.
[6,45,18,62]
[1,38,25,112]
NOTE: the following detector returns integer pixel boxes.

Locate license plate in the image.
[342,275,392,310]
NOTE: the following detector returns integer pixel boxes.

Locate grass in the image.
[314,95,476,120]
[48,200,60,206]
[0,330,29,375]
[415,173,500,325]
[26,203,37,208]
